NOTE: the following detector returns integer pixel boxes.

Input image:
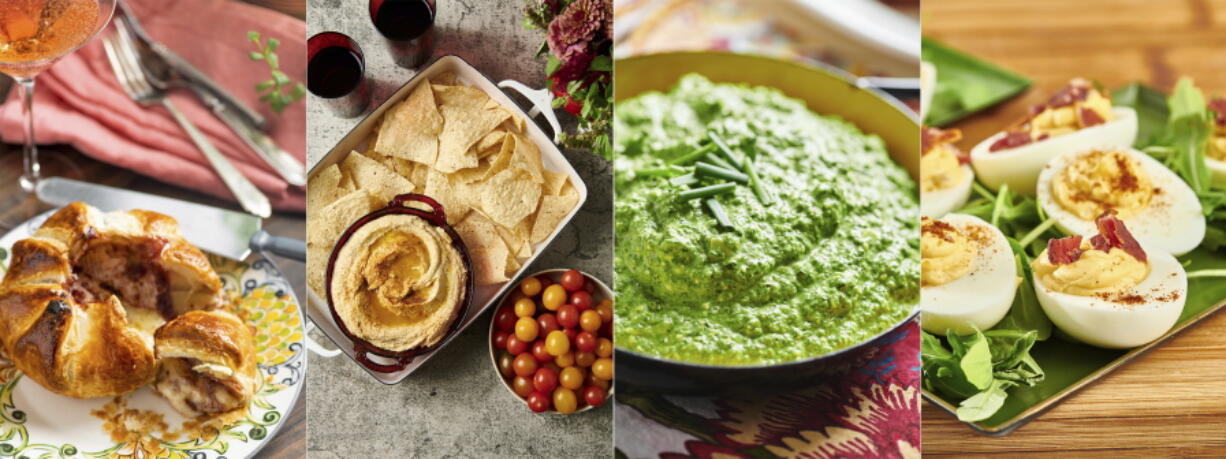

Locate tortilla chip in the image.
[343,152,416,203]
[367,151,417,178]
[480,169,542,228]
[432,71,458,86]
[424,168,470,224]
[309,190,380,247]
[542,170,568,196]
[510,133,545,184]
[501,116,526,134]
[308,163,348,210]
[493,213,533,263]
[454,212,510,285]
[435,86,510,173]
[306,242,330,296]
[530,195,575,244]
[481,135,516,182]
[374,80,443,165]
[475,130,506,154]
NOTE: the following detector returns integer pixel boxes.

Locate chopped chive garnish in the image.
[678,182,736,200]
[637,165,686,178]
[705,198,734,229]
[667,143,718,166]
[695,161,748,183]
[709,132,774,206]
[708,132,747,172]
[1189,269,1226,278]
[670,173,699,186]
[707,155,736,171]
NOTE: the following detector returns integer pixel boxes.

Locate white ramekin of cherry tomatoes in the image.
[488,269,613,414]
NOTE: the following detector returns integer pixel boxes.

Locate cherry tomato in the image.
[569,290,593,311]
[492,330,509,350]
[600,320,613,338]
[513,297,536,318]
[564,328,578,342]
[506,335,528,355]
[494,305,517,331]
[513,352,538,378]
[520,277,543,297]
[533,367,558,393]
[558,366,584,390]
[574,331,597,352]
[531,339,552,363]
[515,316,540,342]
[579,310,602,332]
[575,351,596,368]
[586,371,610,391]
[560,270,585,292]
[596,299,613,324]
[557,304,579,329]
[512,376,534,398]
[542,284,567,311]
[596,338,613,358]
[545,330,570,356]
[537,313,560,335]
[553,387,578,414]
[544,362,562,375]
[584,385,607,407]
[591,358,613,380]
[497,351,514,378]
[527,391,550,413]
[555,351,575,368]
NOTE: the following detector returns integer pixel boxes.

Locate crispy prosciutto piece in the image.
[1088,210,1147,262]
[1046,81,1091,108]
[989,131,1033,152]
[1079,107,1105,127]
[921,126,962,155]
[1047,235,1084,265]
[1209,97,1226,127]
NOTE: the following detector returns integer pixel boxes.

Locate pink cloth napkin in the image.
[0,0,306,212]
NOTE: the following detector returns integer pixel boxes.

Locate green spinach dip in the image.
[614,74,919,366]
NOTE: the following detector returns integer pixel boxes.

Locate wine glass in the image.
[0,0,117,195]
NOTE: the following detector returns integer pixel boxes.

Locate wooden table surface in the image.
[922,0,1226,456]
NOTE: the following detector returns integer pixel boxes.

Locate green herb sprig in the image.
[247,31,305,114]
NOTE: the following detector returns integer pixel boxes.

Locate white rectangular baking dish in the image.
[305,54,588,384]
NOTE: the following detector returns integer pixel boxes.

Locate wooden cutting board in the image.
[922,0,1226,455]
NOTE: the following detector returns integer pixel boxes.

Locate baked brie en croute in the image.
[0,203,258,417]
[154,310,258,417]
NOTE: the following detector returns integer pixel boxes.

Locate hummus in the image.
[330,214,467,352]
[1033,241,1149,296]
[1053,149,1153,220]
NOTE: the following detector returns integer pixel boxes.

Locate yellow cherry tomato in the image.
[595,338,613,358]
[596,298,613,324]
[555,350,576,367]
[520,277,543,297]
[591,358,613,380]
[542,284,567,311]
[514,316,539,342]
[545,330,570,356]
[513,297,536,318]
[559,366,584,390]
[579,310,602,332]
[553,387,578,414]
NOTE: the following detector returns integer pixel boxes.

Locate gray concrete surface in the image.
[306,1,613,457]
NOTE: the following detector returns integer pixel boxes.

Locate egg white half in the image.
[971,106,1137,196]
[921,214,1017,336]
[920,61,935,121]
[1036,147,1205,256]
[1033,242,1186,349]
[920,164,974,219]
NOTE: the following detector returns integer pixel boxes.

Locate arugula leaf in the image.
[1112,83,1170,149]
[1164,78,1212,194]
[960,332,994,390]
[957,379,1013,422]
[994,240,1053,339]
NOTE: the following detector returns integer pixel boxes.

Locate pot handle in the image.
[497,80,562,144]
[390,193,446,222]
[354,347,414,373]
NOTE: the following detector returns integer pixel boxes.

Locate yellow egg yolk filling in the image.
[1053,150,1154,220]
[921,218,975,286]
[1032,241,1148,296]
[1029,89,1115,139]
[1209,123,1226,161]
[921,144,966,193]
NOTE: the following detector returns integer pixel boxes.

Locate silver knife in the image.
[36,177,304,262]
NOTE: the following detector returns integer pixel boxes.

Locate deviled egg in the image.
[920,126,973,218]
[1032,212,1186,349]
[1207,97,1226,185]
[1037,147,1205,256]
[921,214,1017,336]
[971,78,1138,195]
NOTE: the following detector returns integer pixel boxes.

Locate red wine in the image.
[370,0,434,41]
[308,46,362,99]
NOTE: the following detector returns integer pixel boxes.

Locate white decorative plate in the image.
[0,211,305,458]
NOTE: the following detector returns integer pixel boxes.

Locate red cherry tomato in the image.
[512,376,534,398]
[537,313,560,335]
[496,352,514,379]
[584,385,607,407]
[557,304,579,329]
[564,328,578,342]
[526,391,550,412]
[574,331,597,353]
[569,291,593,311]
[512,352,538,378]
[506,335,529,355]
[560,270,586,292]
[494,305,517,331]
[533,367,558,393]
[492,330,509,350]
[531,339,552,363]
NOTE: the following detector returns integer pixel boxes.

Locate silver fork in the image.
[103,29,272,218]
